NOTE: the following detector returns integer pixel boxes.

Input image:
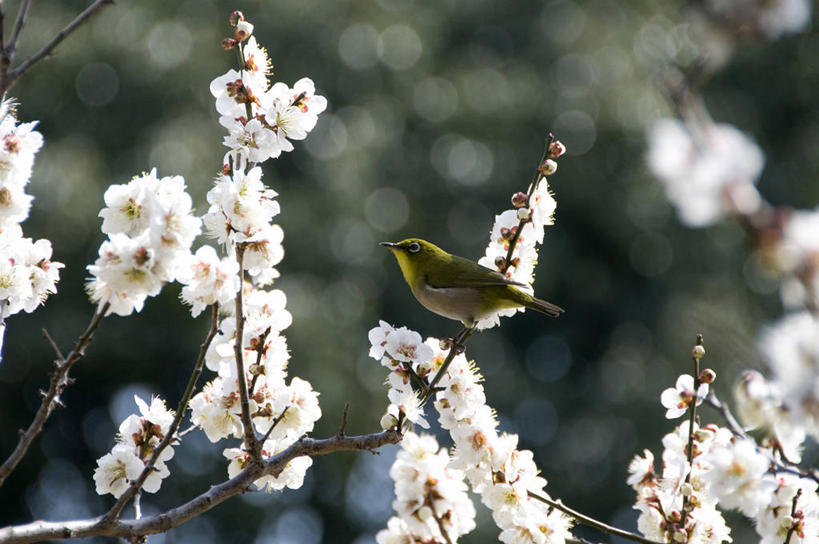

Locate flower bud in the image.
[549,140,566,158]
[782,516,794,529]
[229,11,245,26]
[672,529,687,542]
[494,256,506,269]
[517,207,531,221]
[380,412,398,430]
[538,159,558,176]
[680,482,693,496]
[234,20,254,42]
[698,368,716,384]
[221,37,237,50]
[417,506,433,521]
[668,510,682,523]
[511,192,528,208]
[692,345,706,359]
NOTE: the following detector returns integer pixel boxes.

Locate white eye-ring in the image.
[407,242,421,253]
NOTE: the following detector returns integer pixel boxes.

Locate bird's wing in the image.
[425,255,527,288]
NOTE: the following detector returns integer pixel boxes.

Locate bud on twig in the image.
[380,412,398,430]
[511,192,527,208]
[517,207,531,221]
[549,140,566,158]
[229,11,245,26]
[538,159,557,176]
[221,38,237,50]
[494,256,506,269]
[698,368,716,384]
[692,345,706,360]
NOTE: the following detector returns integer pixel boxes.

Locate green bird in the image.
[380,238,564,328]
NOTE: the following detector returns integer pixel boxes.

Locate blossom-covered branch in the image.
[0,428,402,544]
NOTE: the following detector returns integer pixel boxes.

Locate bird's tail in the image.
[526,296,565,318]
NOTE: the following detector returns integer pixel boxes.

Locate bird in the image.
[380,238,564,329]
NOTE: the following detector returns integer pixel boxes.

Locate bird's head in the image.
[379,238,447,283]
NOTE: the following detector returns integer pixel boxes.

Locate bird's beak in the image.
[379,242,398,249]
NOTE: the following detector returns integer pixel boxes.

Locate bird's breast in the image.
[411,277,485,324]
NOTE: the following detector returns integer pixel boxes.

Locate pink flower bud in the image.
[698,368,716,384]
[549,140,566,158]
[692,344,706,360]
[229,11,245,26]
[221,37,237,50]
[511,191,528,208]
[668,510,682,522]
[538,159,557,176]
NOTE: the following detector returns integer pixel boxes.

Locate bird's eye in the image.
[407,242,421,254]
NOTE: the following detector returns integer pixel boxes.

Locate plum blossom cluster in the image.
[432,341,573,544]
[93,395,175,497]
[632,362,819,544]
[747,312,819,449]
[628,422,733,544]
[87,169,201,316]
[190,286,321,492]
[369,320,434,430]
[209,13,326,168]
[376,432,476,544]
[369,322,573,543]
[185,15,323,491]
[646,119,764,229]
[760,206,819,311]
[0,99,63,357]
[476,139,564,329]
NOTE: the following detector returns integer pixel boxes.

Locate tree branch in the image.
[231,243,260,460]
[0,429,402,543]
[528,491,664,544]
[0,304,109,488]
[1,0,113,94]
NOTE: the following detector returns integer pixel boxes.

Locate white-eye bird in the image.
[380,238,564,328]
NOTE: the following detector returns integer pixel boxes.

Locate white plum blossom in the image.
[702,437,776,516]
[384,327,434,364]
[0,100,61,361]
[381,432,476,543]
[189,377,243,442]
[178,245,240,317]
[646,118,764,227]
[92,444,144,498]
[660,374,709,419]
[88,171,200,316]
[93,394,176,497]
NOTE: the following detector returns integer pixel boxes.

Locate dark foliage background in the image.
[1,0,817,542]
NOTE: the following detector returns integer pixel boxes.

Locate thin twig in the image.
[500,133,554,275]
[681,334,703,522]
[1,0,113,94]
[259,406,289,446]
[102,303,221,522]
[427,494,453,544]
[8,0,32,55]
[41,329,64,361]
[0,304,109,488]
[338,402,350,437]
[420,329,474,405]
[0,429,403,543]
[529,491,663,544]
[784,488,803,544]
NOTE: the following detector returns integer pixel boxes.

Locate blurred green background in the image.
[1,0,817,542]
